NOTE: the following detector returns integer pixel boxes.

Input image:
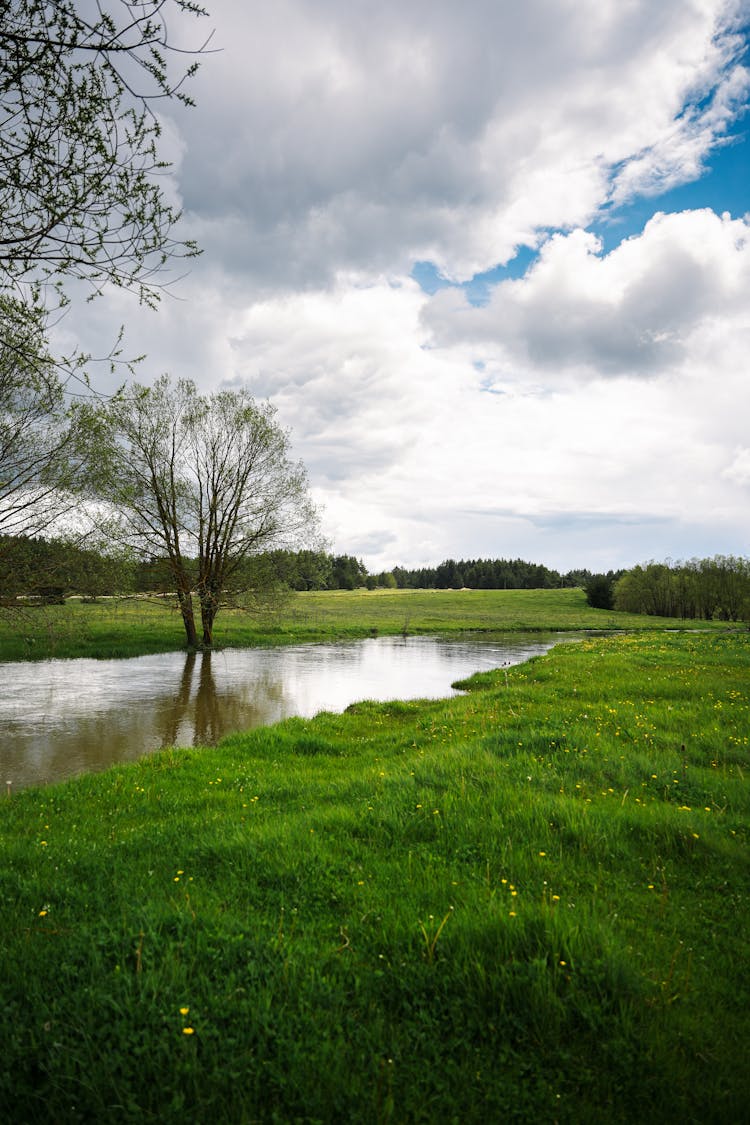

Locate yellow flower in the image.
[182,1027,195,1036]
[180,1007,189,1016]
[39,910,47,917]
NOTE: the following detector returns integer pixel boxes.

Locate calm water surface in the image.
[1,635,572,790]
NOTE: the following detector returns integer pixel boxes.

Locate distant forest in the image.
[2,536,747,623]
[0,536,596,597]
[389,559,593,590]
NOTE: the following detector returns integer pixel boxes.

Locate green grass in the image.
[0,586,728,661]
[1,631,748,1122]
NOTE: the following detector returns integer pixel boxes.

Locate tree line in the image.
[8,532,748,627]
[2,538,598,600]
[611,557,750,621]
[0,538,370,600]
[390,558,592,590]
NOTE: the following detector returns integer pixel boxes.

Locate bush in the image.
[584,574,614,610]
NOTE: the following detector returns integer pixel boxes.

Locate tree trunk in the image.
[177,587,199,648]
[200,596,217,647]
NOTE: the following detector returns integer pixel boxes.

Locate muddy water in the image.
[1,634,571,789]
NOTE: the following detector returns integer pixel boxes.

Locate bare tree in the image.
[87,376,319,647]
[0,1,213,552]
[0,0,210,308]
[0,294,88,542]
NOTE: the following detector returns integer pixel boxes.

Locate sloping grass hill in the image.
[0,631,747,1122]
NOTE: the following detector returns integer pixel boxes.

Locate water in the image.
[0,634,571,789]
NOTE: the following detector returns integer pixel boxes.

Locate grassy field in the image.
[1,630,748,1122]
[0,586,728,661]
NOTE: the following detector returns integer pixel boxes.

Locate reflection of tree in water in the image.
[6,638,561,789]
[194,651,222,745]
[160,651,197,747]
[161,651,295,748]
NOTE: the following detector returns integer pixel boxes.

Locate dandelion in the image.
[39,910,47,917]
[180,1007,189,1016]
[552,894,560,902]
[182,1027,195,1036]
[538,851,546,857]
[509,911,516,917]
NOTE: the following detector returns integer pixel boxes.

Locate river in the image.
[1,634,572,789]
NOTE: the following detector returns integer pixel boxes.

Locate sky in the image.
[56,0,750,574]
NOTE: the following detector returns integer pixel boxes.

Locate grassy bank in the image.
[0,586,728,661]
[1,631,748,1122]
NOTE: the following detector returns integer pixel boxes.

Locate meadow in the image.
[0,585,726,662]
[0,629,748,1122]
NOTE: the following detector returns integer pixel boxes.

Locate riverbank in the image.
[1,631,748,1122]
[0,586,729,661]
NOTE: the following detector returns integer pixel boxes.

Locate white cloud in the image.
[49,1,750,572]
[422,210,750,377]
[167,215,748,570]
[722,447,750,485]
[170,0,748,286]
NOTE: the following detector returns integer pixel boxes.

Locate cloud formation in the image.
[176,0,748,287]
[56,0,750,572]
[422,210,750,377]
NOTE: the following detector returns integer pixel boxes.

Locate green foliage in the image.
[394,557,596,589]
[329,553,369,589]
[615,556,750,621]
[84,375,318,647]
[0,633,748,1120]
[0,534,135,597]
[584,573,616,610]
[231,548,333,592]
